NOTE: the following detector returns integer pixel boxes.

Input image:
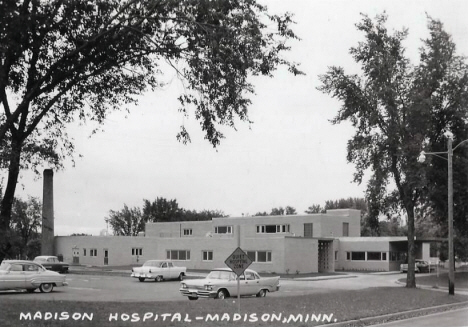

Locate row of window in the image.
[83,249,98,257]
[164,250,273,263]
[183,223,350,236]
[345,251,404,261]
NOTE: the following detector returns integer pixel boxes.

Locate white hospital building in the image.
[54,209,435,273]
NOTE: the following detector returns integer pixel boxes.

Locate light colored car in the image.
[180,268,280,300]
[131,260,186,282]
[400,259,434,273]
[33,255,69,273]
[0,260,68,293]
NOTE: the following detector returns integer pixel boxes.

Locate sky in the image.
[12,0,468,236]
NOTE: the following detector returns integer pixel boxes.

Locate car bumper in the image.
[179,289,217,299]
[131,273,156,279]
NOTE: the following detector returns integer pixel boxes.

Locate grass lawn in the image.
[398,271,468,289]
[1,287,467,327]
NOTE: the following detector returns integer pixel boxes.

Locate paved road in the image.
[0,271,404,302]
[369,307,468,327]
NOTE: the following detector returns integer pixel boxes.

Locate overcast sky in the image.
[13,0,468,236]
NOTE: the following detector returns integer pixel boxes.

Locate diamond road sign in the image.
[224,247,252,276]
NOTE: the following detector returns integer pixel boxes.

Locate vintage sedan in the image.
[0,260,68,293]
[180,268,280,300]
[33,256,69,273]
[131,260,186,282]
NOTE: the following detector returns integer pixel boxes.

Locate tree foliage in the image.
[3,196,42,259]
[108,197,227,235]
[254,205,297,216]
[0,0,302,259]
[107,204,145,236]
[318,14,468,288]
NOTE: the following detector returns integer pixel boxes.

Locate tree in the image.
[305,204,324,214]
[0,0,303,260]
[318,14,468,288]
[107,204,145,236]
[142,198,182,223]
[7,196,41,259]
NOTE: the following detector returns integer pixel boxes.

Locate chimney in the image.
[41,169,54,255]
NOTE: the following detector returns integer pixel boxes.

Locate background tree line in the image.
[0,190,41,259]
[106,197,228,236]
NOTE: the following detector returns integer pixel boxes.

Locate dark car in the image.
[33,256,69,273]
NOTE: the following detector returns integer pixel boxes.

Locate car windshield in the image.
[207,270,235,280]
[0,262,10,271]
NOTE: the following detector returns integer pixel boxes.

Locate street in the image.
[0,271,404,302]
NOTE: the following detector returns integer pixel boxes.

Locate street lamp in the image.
[419,135,468,296]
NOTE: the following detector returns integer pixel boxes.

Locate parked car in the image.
[131,260,186,282]
[33,256,69,273]
[180,268,280,300]
[0,260,68,293]
[400,259,434,273]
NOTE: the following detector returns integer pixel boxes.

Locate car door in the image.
[4,263,26,289]
[23,263,41,288]
[167,262,175,279]
[242,271,260,295]
[160,262,169,279]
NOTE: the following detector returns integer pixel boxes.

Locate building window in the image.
[83,249,86,256]
[202,251,213,261]
[367,252,382,261]
[343,223,349,236]
[304,223,313,237]
[390,252,405,261]
[183,228,192,236]
[166,250,191,261]
[256,224,290,234]
[382,252,387,261]
[246,251,272,263]
[346,252,351,260]
[90,249,97,257]
[335,251,338,261]
[132,248,143,256]
[350,252,365,261]
[215,226,232,234]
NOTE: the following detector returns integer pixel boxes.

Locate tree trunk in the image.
[406,204,416,288]
[0,138,23,261]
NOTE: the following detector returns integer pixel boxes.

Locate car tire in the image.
[26,288,36,293]
[155,276,163,282]
[188,296,198,301]
[39,283,54,293]
[178,273,184,281]
[256,289,267,298]
[216,289,227,299]
[138,277,146,282]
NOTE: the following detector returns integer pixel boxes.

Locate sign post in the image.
[224,246,252,312]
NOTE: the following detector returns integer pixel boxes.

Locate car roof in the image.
[212,268,257,273]
[34,256,57,259]
[1,260,41,265]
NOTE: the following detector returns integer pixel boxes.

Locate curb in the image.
[316,301,468,327]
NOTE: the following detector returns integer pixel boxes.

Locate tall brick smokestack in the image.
[41,169,54,255]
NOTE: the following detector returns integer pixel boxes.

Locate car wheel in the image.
[216,289,227,299]
[39,283,54,293]
[178,273,184,281]
[138,277,146,282]
[26,288,36,293]
[256,289,267,298]
[188,296,198,301]
[155,276,163,282]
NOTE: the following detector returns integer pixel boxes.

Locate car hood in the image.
[182,278,229,287]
